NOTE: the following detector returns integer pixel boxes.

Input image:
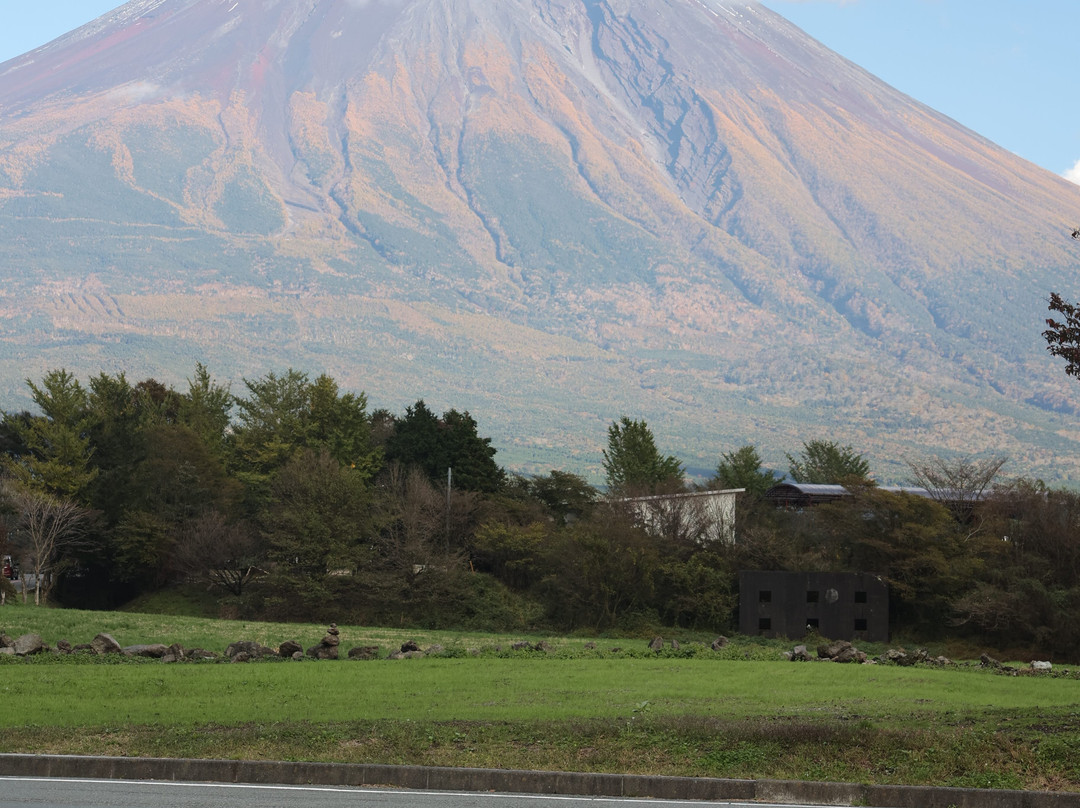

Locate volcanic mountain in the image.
[2,0,1080,482]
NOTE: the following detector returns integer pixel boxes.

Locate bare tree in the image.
[171,510,263,596]
[905,454,1007,524]
[1,479,90,605]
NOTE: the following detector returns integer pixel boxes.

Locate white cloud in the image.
[1065,159,1080,187]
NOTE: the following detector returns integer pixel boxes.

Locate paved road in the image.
[0,778,826,808]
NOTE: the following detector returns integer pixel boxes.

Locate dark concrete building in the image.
[739,571,888,642]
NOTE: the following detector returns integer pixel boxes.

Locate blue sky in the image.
[1,0,1077,182]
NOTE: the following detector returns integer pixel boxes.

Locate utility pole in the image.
[446,467,452,552]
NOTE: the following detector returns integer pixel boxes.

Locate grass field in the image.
[1,602,1079,792]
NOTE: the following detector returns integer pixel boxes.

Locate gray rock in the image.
[1031,660,1052,671]
[648,636,664,652]
[231,651,252,663]
[791,644,813,662]
[711,636,729,651]
[400,640,420,653]
[278,640,303,658]
[348,646,379,660]
[832,645,861,664]
[56,640,73,654]
[818,640,853,659]
[226,640,276,658]
[14,634,44,656]
[123,644,169,658]
[91,633,122,655]
[307,643,339,660]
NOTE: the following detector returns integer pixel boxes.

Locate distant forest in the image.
[2,365,1079,661]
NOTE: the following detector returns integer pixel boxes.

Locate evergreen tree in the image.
[3,370,97,500]
[602,416,683,495]
[385,401,503,493]
[786,440,870,484]
[712,445,780,496]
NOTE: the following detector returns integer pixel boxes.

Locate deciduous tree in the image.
[1,479,91,605]
[1044,292,1080,378]
[905,454,1006,524]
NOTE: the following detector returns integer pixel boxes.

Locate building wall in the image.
[625,489,741,544]
[738,571,889,642]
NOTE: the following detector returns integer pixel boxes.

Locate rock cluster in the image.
[782,641,954,666]
[306,624,340,660]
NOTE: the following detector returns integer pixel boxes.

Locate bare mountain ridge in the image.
[1,0,1080,482]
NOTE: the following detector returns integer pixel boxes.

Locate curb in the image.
[1,755,1078,807]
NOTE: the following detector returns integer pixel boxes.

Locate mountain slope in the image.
[2,0,1080,482]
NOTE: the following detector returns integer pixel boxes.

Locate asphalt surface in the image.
[0,778,821,808]
[2,757,1079,808]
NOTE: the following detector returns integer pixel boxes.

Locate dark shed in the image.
[739,570,888,642]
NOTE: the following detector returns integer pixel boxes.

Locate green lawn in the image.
[1,605,1078,792]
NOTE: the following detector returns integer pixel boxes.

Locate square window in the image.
[854,591,868,604]
[759,617,772,631]
[759,590,772,603]
[806,590,819,603]
[854,618,868,631]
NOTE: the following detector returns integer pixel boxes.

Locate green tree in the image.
[712,445,780,496]
[541,509,662,630]
[229,370,380,497]
[385,401,504,493]
[528,470,597,524]
[3,370,97,500]
[178,363,232,458]
[262,448,375,580]
[602,416,683,495]
[230,369,313,481]
[786,440,870,484]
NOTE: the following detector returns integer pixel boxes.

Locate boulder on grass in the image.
[13,634,44,657]
[91,633,122,655]
[279,640,303,658]
[123,644,169,658]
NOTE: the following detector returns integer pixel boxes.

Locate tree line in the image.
[1,366,1079,659]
